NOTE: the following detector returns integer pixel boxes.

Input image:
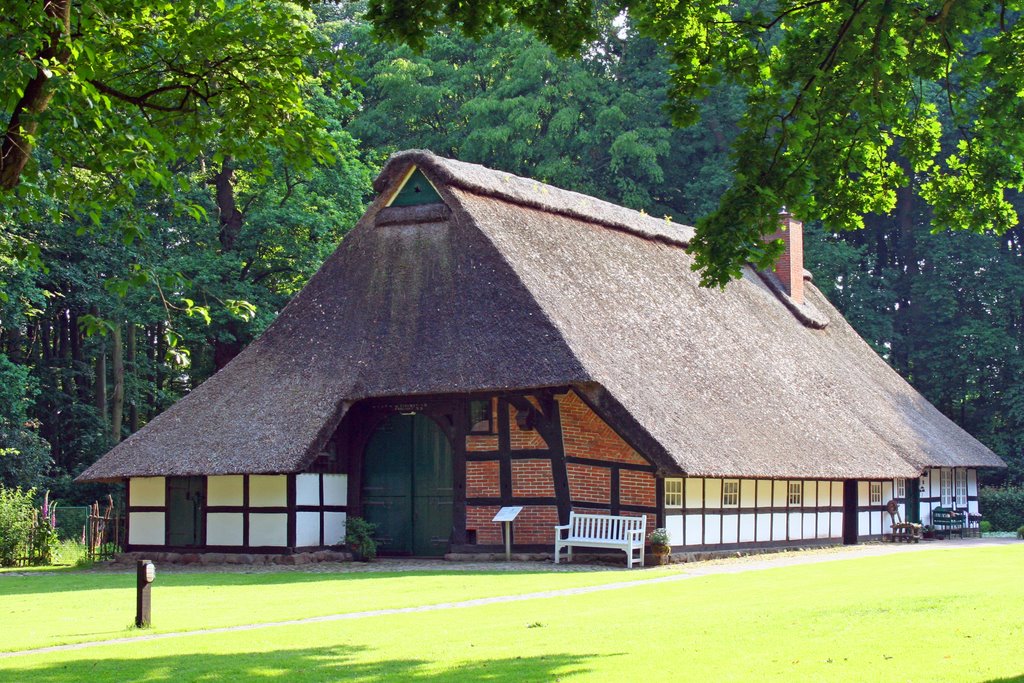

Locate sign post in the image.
[491,506,523,562]
[136,559,156,628]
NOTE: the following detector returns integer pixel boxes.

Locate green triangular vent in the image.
[390,168,443,206]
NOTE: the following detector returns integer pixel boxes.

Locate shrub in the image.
[648,528,671,546]
[0,486,35,566]
[978,487,1024,531]
[344,516,378,561]
[979,520,992,533]
[1018,526,1024,540]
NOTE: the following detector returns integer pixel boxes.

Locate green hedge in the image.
[979,487,1024,531]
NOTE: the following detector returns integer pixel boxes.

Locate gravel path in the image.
[1,537,1016,660]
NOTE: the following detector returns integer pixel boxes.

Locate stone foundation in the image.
[114,550,352,566]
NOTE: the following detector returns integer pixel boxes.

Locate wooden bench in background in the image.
[554,512,647,568]
[932,507,965,539]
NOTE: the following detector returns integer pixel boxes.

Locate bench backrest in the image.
[932,508,963,524]
[568,512,646,541]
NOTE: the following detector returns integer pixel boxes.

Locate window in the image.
[665,479,683,508]
[722,480,739,507]
[940,469,953,507]
[895,478,906,499]
[788,481,802,505]
[869,481,882,505]
[468,399,493,434]
[955,469,968,508]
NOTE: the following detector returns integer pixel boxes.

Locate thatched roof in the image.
[78,150,1005,482]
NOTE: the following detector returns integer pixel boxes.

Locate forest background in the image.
[1,3,1022,506]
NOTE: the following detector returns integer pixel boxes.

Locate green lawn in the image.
[1,545,1022,682]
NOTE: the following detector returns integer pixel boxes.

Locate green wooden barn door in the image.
[166,476,205,547]
[362,413,453,556]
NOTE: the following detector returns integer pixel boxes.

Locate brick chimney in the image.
[770,210,804,304]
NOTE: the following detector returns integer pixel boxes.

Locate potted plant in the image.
[344,517,378,562]
[649,528,672,565]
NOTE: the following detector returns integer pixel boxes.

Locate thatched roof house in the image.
[78,150,1004,558]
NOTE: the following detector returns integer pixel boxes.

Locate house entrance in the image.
[166,476,205,547]
[362,413,453,556]
[842,480,858,545]
[905,478,921,523]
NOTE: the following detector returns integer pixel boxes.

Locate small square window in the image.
[722,480,739,507]
[664,478,683,508]
[788,481,802,505]
[469,399,494,434]
[870,481,882,505]
[895,478,906,499]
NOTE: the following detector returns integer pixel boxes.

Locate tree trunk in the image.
[94,319,108,427]
[0,0,72,190]
[213,155,246,369]
[111,323,124,444]
[127,324,139,433]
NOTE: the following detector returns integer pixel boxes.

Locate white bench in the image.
[553,512,647,568]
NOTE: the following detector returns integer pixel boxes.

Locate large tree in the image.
[366,0,1024,286]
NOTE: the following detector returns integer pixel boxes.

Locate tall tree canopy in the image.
[366,0,1024,286]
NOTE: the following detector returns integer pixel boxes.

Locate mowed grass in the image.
[0,565,674,652]
[1,545,1022,682]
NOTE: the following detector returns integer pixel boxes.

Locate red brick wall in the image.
[620,470,656,507]
[512,505,559,544]
[770,213,804,304]
[512,459,555,497]
[509,400,548,450]
[467,460,500,498]
[466,505,503,544]
[557,392,649,465]
[566,463,611,503]
[466,435,498,452]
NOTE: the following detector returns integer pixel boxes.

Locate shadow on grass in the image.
[0,645,601,682]
[0,567,626,596]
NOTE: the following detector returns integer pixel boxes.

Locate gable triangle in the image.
[388,167,443,207]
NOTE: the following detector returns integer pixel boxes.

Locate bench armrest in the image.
[554,524,571,531]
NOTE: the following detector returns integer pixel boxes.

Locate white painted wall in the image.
[249,475,287,507]
[206,512,243,546]
[128,512,164,545]
[249,513,287,546]
[323,474,348,506]
[207,476,243,506]
[296,474,320,506]
[296,511,320,547]
[129,477,165,507]
[323,512,347,546]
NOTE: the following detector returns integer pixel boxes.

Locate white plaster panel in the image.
[685,478,703,508]
[296,511,320,547]
[323,512,346,546]
[755,513,771,542]
[817,512,830,538]
[830,512,843,537]
[802,513,816,539]
[771,513,787,540]
[739,514,755,542]
[129,477,165,507]
[206,513,243,546]
[207,476,243,507]
[128,512,164,545]
[704,515,721,544]
[722,516,738,544]
[756,480,772,507]
[772,481,787,507]
[296,474,320,506]
[858,511,870,535]
[803,481,817,507]
[740,480,756,508]
[249,513,287,546]
[832,481,843,504]
[667,515,684,546]
[705,479,722,507]
[322,474,348,506]
[684,514,703,545]
[968,499,979,515]
[871,511,882,535]
[817,481,830,506]
[788,513,803,540]
[857,481,869,506]
[249,475,287,507]
[968,469,978,494]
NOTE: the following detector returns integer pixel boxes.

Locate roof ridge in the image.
[374,149,695,249]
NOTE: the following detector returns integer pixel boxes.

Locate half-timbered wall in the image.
[664,478,843,549]
[914,467,978,524]
[125,472,348,552]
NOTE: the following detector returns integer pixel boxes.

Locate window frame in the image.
[468,398,495,435]
[722,479,740,508]
[940,468,953,507]
[787,481,802,506]
[895,478,906,499]
[869,481,882,505]
[664,478,683,509]
[954,469,968,508]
